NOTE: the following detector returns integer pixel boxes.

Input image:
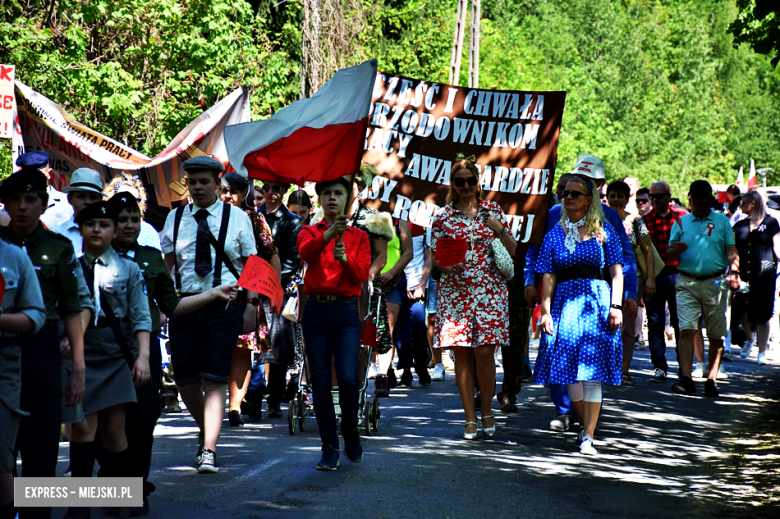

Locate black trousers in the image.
[266,363,287,408]
[14,324,62,519]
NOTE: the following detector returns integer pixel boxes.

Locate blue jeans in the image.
[301,297,362,447]
[551,384,572,415]
[644,271,680,372]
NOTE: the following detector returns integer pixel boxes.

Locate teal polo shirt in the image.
[669,210,735,275]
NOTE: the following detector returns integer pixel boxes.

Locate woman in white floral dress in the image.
[431,157,517,439]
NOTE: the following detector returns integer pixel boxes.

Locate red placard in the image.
[0,271,5,306]
[434,238,468,268]
[237,255,283,313]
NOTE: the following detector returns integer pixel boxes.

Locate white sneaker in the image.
[579,434,597,455]
[717,364,728,379]
[692,362,706,379]
[431,363,445,381]
[758,352,768,365]
[741,340,755,358]
[367,362,378,380]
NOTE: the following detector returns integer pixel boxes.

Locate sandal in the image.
[621,372,634,386]
[463,421,478,440]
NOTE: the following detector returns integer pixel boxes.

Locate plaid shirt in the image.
[643,208,682,268]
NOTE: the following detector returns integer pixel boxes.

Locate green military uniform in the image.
[121,244,181,336]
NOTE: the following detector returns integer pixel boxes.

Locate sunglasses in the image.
[649,193,670,200]
[261,184,283,193]
[453,176,478,187]
[636,198,650,204]
[563,190,589,199]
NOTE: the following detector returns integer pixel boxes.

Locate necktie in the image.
[193,209,213,277]
[91,258,103,325]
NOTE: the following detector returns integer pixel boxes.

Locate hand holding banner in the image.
[434,238,468,268]
[236,255,283,313]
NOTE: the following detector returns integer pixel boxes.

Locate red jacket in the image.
[297,220,371,297]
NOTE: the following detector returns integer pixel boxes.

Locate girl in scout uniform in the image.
[108,193,236,515]
[64,201,152,519]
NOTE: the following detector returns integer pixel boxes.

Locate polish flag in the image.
[748,159,758,188]
[735,166,744,187]
[225,59,378,185]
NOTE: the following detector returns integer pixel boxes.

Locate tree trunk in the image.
[449,0,467,86]
[300,0,310,99]
[468,0,481,88]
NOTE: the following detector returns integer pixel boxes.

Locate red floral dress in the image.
[432,199,510,349]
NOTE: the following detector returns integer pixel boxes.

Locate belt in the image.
[678,269,726,281]
[556,266,604,284]
[309,293,357,303]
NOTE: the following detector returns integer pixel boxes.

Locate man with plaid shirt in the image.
[643,182,684,383]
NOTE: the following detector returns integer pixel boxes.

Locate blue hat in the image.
[62,168,103,194]
[0,170,48,201]
[15,151,50,172]
[183,156,224,175]
[74,201,117,225]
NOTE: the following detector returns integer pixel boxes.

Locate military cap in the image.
[74,201,117,225]
[62,168,104,194]
[315,176,352,196]
[0,170,48,201]
[571,153,606,180]
[109,192,140,214]
[15,150,50,172]
[183,156,224,174]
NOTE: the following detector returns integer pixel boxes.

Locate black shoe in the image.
[228,410,244,427]
[267,407,283,418]
[387,368,398,389]
[316,444,340,470]
[243,398,263,420]
[671,376,697,395]
[398,370,413,388]
[649,368,667,383]
[499,395,518,413]
[197,449,219,473]
[375,374,390,398]
[129,497,149,517]
[195,431,204,464]
[704,379,719,397]
[417,367,432,387]
[343,428,364,463]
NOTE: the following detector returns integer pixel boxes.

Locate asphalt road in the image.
[48,342,779,519]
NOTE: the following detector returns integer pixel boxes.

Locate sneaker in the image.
[649,368,667,383]
[717,364,728,379]
[367,362,378,380]
[758,352,768,365]
[195,431,204,464]
[579,434,597,455]
[197,449,218,473]
[722,350,733,362]
[692,362,705,379]
[316,444,340,470]
[671,376,696,395]
[549,414,571,432]
[228,410,244,427]
[416,367,432,387]
[343,429,363,463]
[634,336,647,350]
[704,379,719,397]
[375,374,390,398]
[398,369,413,388]
[741,339,755,358]
[431,363,445,381]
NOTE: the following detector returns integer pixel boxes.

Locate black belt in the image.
[556,266,604,284]
[678,269,726,281]
[309,294,357,303]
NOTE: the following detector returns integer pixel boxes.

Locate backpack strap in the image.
[212,202,232,288]
[172,204,187,292]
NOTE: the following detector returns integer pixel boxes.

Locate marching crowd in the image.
[0,149,777,518]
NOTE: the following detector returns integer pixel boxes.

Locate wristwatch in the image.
[610,304,623,311]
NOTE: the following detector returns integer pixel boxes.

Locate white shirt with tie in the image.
[161,199,256,294]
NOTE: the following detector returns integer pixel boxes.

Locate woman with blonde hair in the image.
[534,174,624,455]
[104,175,161,250]
[431,155,517,439]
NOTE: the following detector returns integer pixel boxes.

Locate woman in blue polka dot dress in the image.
[533,175,624,455]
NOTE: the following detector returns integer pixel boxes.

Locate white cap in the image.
[571,153,606,180]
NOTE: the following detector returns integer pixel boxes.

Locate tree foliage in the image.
[2,0,779,198]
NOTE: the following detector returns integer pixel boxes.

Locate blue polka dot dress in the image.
[532,223,623,386]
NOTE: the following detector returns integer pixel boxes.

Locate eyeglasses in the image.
[649,193,670,200]
[636,198,650,205]
[453,177,478,187]
[562,190,589,199]
[261,184,283,193]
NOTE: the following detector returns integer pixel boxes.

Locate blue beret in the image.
[183,156,224,174]
[0,170,48,201]
[15,150,50,171]
[74,201,118,225]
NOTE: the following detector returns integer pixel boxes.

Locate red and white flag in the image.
[225,59,378,185]
[748,159,758,188]
[735,166,744,187]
